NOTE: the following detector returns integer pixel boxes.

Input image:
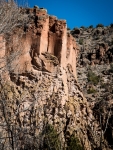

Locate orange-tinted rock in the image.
[0,7,78,78]
[67,33,78,77]
[0,35,5,70]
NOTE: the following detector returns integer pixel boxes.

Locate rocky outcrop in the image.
[0,6,108,150]
[0,8,78,79]
[71,26,113,66]
[71,25,113,149]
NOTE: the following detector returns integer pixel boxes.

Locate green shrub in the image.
[110,23,113,28]
[96,24,104,28]
[42,125,84,150]
[73,27,79,30]
[67,134,84,150]
[109,63,113,72]
[72,28,80,35]
[80,26,86,29]
[79,38,83,45]
[89,25,93,28]
[43,124,61,150]
[87,70,100,85]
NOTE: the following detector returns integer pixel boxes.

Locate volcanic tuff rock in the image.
[71,25,113,149]
[71,25,113,104]
[0,6,109,150]
[71,26,113,66]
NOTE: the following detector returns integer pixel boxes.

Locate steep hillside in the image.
[71,25,113,149]
[71,25,113,65]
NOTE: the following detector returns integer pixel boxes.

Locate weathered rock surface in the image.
[0,7,78,77]
[0,7,110,150]
[71,25,113,150]
[71,26,113,66]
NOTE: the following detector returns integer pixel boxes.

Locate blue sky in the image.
[18,0,113,29]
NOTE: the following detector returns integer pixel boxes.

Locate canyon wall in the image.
[0,7,103,150]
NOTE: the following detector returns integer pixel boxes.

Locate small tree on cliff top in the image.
[0,0,28,34]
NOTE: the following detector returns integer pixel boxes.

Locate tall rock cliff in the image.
[0,6,103,150]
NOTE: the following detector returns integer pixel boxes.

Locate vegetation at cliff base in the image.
[42,124,61,150]
[87,70,100,85]
[67,134,84,150]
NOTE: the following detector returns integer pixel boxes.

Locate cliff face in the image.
[0,7,102,150]
[0,7,77,78]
